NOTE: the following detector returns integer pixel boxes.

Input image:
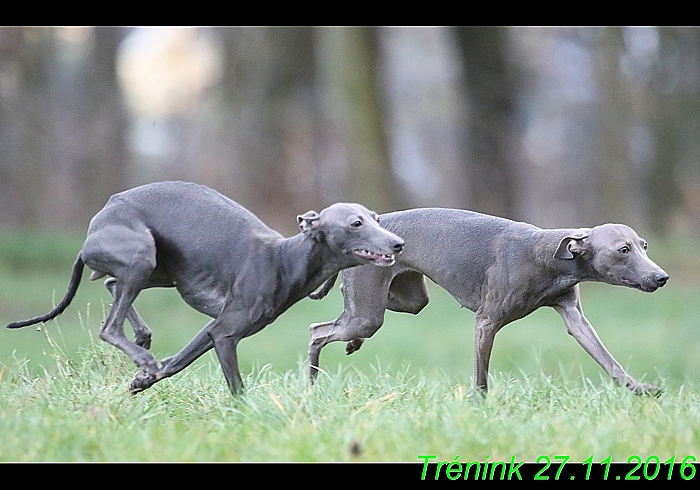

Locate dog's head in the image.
[298,203,404,267]
[554,223,668,292]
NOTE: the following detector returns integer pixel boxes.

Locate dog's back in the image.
[93,182,279,239]
[386,205,523,245]
[372,208,540,310]
[89,182,282,271]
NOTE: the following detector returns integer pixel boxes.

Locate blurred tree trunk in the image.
[79,27,130,217]
[594,27,637,227]
[675,29,700,233]
[0,27,51,227]
[596,27,684,235]
[213,27,320,232]
[45,27,130,228]
[644,27,684,236]
[315,27,403,214]
[454,26,519,219]
[0,27,128,230]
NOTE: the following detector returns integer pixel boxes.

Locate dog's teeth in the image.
[356,249,396,262]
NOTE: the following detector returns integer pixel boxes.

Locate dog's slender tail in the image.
[308,273,338,300]
[6,254,85,329]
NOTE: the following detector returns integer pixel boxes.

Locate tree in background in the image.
[0,27,128,229]
[0,26,697,237]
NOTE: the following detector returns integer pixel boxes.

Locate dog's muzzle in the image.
[353,241,403,266]
[627,271,669,292]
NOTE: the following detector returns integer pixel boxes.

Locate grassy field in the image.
[0,229,699,463]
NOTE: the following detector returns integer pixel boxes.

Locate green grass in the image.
[0,229,699,462]
[1,331,700,462]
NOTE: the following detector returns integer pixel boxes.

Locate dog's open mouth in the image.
[353,249,396,266]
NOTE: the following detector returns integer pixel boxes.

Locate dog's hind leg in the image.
[99,278,160,375]
[104,277,152,350]
[82,225,161,376]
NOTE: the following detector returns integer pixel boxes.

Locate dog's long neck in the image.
[534,229,596,283]
[273,233,347,312]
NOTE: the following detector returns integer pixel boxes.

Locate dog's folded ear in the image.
[298,210,319,230]
[554,233,589,260]
[298,211,325,241]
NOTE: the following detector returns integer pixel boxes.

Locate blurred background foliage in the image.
[1,26,698,236]
[0,26,698,384]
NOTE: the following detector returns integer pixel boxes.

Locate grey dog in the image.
[7,181,404,397]
[307,208,669,396]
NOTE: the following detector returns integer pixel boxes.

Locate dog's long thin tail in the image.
[308,273,338,300]
[6,254,85,329]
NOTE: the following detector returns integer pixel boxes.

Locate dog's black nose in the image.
[393,241,404,253]
[655,272,669,287]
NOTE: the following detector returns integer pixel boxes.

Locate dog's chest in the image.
[175,273,229,318]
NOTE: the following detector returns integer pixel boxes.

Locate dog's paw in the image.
[345,339,364,355]
[129,370,163,395]
[630,382,663,397]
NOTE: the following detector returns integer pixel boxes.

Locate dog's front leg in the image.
[130,321,215,395]
[553,288,661,396]
[208,328,244,396]
[473,313,500,397]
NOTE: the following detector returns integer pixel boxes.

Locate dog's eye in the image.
[350,220,362,228]
[642,241,648,251]
[618,245,630,254]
